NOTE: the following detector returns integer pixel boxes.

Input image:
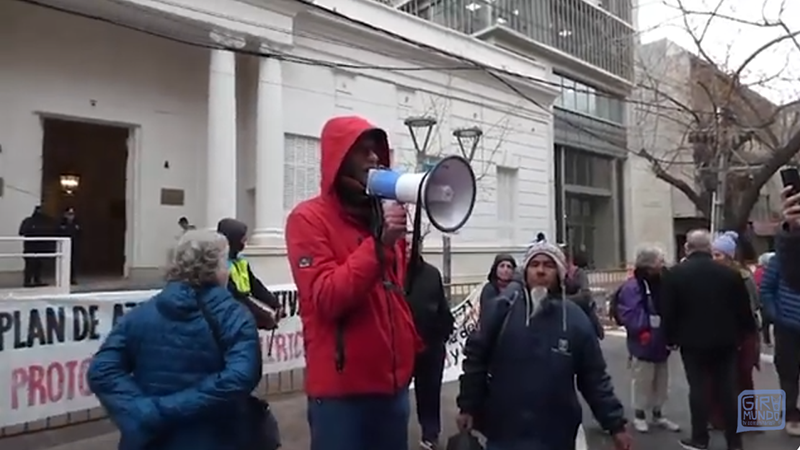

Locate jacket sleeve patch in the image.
[298,256,313,268]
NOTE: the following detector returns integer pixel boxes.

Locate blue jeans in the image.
[486,440,575,450]
[307,389,410,450]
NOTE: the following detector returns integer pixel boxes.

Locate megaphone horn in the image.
[365,155,477,233]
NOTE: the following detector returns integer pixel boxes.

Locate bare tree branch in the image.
[732,29,800,83]
[632,0,800,230]
[639,148,707,214]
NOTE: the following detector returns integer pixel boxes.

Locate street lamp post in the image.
[436,127,484,294]
[404,116,438,163]
[453,126,483,161]
[403,116,438,294]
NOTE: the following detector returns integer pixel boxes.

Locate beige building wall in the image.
[626,38,788,263]
[625,40,693,263]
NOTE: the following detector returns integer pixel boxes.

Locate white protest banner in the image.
[0,283,481,428]
[441,281,484,383]
[0,290,151,426]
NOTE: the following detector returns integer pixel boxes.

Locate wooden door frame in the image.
[37,113,139,278]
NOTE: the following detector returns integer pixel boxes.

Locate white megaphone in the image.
[365,155,476,233]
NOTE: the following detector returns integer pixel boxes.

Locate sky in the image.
[636,0,799,104]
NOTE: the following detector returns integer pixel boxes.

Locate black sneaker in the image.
[679,438,708,450]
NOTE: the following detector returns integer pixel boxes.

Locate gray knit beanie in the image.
[523,241,568,281]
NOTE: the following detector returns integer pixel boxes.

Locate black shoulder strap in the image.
[485,293,516,363]
[195,292,225,364]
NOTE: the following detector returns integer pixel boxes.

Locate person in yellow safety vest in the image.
[217,218,284,330]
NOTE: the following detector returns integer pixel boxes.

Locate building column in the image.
[205,31,245,229]
[251,44,286,245]
[610,159,622,264]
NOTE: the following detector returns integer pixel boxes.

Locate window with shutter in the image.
[284,135,321,211]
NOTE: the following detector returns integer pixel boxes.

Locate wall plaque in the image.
[160,188,184,206]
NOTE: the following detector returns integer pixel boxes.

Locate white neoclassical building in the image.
[0,0,558,287]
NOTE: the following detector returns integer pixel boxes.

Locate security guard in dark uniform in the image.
[217,218,284,329]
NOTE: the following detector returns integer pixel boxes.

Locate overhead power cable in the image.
[13,0,672,107]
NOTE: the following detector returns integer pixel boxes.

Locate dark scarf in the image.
[633,267,662,313]
[334,167,380,230]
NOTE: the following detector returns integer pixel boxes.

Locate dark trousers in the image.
[762,319,772,345]
[708,333,759,429]
[307,389,410,450]
[23,257,43,286]
[413,341,446,442]
[681,347,741,447]
[774,325,800,421]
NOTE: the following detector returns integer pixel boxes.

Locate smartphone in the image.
[780,166,800,196]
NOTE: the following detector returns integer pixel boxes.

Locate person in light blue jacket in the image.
[760,191,800,437]
[87,230,268,450]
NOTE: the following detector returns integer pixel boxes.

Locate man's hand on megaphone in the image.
[381,201,407,245]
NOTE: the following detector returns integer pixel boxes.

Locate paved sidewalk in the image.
[38,385,450,450]
[20,335,800,450]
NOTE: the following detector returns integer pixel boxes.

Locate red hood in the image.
[320,116,391,195]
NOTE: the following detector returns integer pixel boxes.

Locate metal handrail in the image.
[0,236,72,294]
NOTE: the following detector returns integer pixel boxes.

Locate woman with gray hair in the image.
[615,245,680,433]
[87,230,272,450]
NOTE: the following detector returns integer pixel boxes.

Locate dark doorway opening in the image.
[40,117,129,278]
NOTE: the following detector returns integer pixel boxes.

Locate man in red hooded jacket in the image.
[285,116,421,450]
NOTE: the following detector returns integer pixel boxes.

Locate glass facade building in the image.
[554,145,626,268]
[553,74,626,124]
[392,0,633,267]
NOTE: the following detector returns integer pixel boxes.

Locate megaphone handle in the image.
[370,199,398,290]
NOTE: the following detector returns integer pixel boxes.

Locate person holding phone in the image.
[759,176,800,437]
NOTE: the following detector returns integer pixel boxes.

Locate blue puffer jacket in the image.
[87,282,262,450]
[760,228,800,331]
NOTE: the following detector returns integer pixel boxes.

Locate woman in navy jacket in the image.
[87,230,264,450]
